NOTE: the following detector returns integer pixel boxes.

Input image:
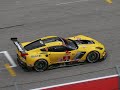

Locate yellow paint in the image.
[106,0,112,4]
[16,35,106,67]
[5,64,16,77]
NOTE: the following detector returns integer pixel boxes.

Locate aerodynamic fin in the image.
[11,38,26,53]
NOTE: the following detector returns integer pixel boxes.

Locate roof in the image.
[40,41,64,49]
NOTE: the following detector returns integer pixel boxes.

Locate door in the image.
[47,46,67,64]
[47,46,79,63]
[41,45,86,63]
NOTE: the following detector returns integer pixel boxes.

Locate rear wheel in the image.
[34,59,48,72]
[86,51,100,63]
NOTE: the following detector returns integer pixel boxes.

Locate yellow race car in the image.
[11,35,107,72]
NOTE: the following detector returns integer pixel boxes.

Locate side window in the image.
[40,48,46,51]
[48,46,67,52]
[66,47,74,51]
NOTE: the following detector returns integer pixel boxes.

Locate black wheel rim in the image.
[35,61,46,71]
[87,52,99,63]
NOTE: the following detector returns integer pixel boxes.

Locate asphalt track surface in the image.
[0,0,120,90]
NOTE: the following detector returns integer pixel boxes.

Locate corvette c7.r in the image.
[11,35,107,72]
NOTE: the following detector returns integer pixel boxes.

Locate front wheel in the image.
[86,51,100,63]
[34,59,48,72]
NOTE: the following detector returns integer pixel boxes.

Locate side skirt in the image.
[48,61,86,70]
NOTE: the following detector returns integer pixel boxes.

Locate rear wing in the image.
[11,38,26,53]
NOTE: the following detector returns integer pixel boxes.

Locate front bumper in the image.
[101,51,107,60]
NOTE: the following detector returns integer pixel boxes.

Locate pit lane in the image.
[0,0,120,90]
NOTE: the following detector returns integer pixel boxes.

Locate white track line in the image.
[0,51,17,68]
[30,74,118,90]
[56,0,89,5]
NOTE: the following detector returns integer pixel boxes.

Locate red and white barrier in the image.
[31,74,119,90]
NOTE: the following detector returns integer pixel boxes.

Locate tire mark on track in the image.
[0,1,119,30]
[0,24,24,30]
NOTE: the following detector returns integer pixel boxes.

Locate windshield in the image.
[62,39,78,50]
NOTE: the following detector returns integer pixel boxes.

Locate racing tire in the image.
[34,59,48,72]
[86,51,100,63]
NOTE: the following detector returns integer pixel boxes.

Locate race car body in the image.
[11,35,107,72]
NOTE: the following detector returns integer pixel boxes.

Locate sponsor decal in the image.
[31,55,41,58]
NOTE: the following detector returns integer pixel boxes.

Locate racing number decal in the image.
[58,51,71,62]
[58,51,86,62]
[63,51,71,61]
